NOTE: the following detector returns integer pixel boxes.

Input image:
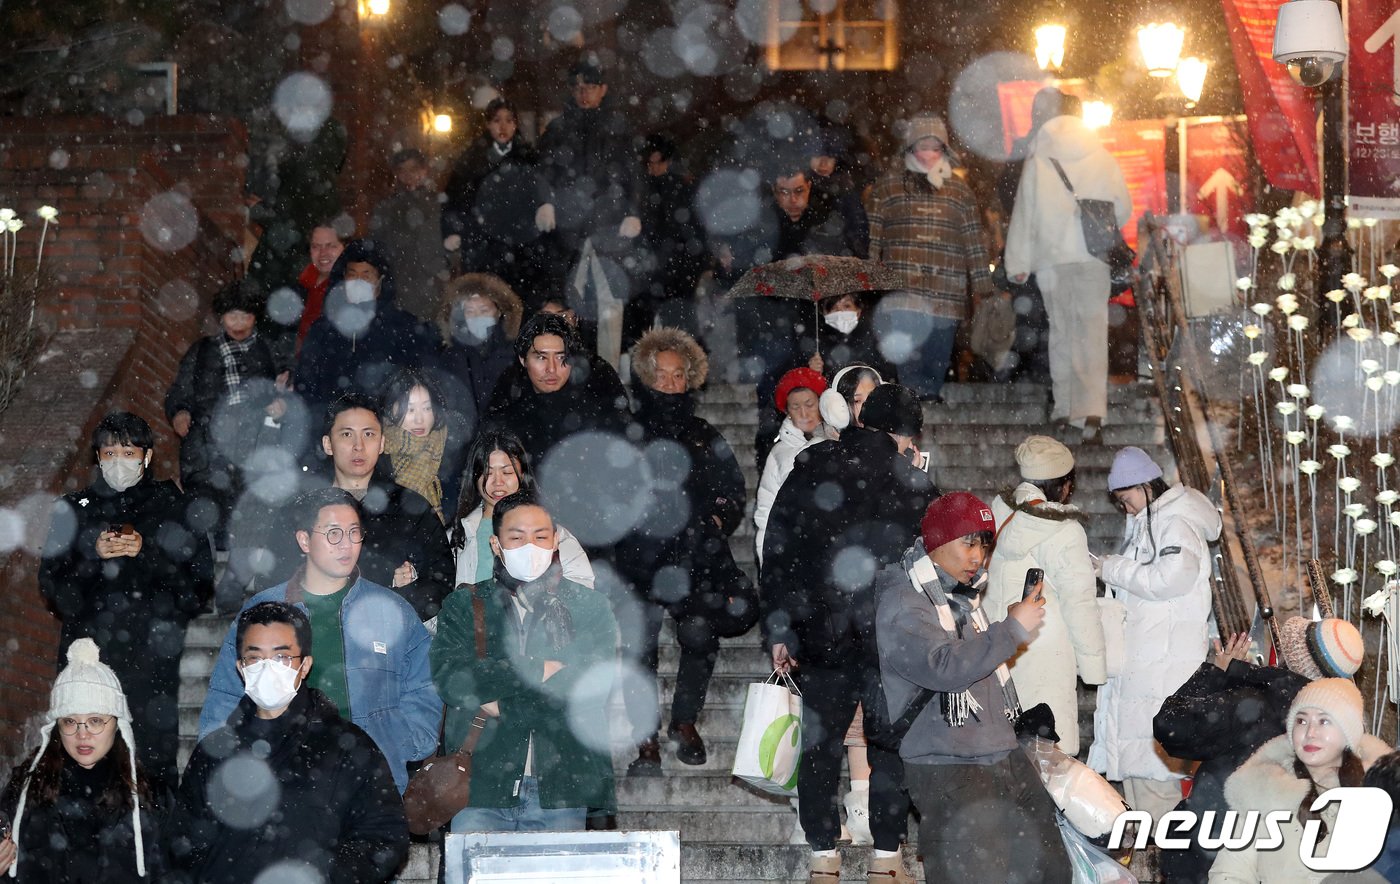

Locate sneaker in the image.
[843,786,873,846]
[1082,416,1104,444]
[627,738,662,777]
[667,721,707,765]
[866,854,914,882]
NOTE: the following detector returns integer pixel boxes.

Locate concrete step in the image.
[617,773,791,808]
[658,642,770,675]
[611,735,743,773]
[616,806,806,844]
[681,844,925,882]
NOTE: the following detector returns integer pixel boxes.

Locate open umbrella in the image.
[725,255,905,356]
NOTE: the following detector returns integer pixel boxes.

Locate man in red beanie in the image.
[760,383,936,882]
[873,491,1069,883]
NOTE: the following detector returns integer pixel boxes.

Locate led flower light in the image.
[1378,560,1399,577]
[1366,286,1386,301]
[0,209,14,222]
[1326,289,1347,303]
[1249,231,1269,249]
[1247,352,1269,366]
[1344,272,1367,292]
[1295,235,1316,250]
[1245,213,1268,227]
[1277,402,1298,417]
[1382,264,1400,281]
[1236,277,1254,291]
[1287,314,1309,331]
[1276,226,1294,241]
[1367,375,1386,391]
[1329,444,1352,458]
[1277,294,1299,314]
[1340,476,1363,493]
[1299,201,1318,218]
[1244,324,1263,339]
[1355,518,1380,535]
[1269,367,1289,382]
[1383,332,1400,347]
[1363,359,1381,374]
[1386,371,1400,386]
[1287,383,1310,398]
[1345,503,1368,518]
[1252,302,1273,317]
[1278,273,1296,291]
[1270,240,1291,255]
[1343,313,1361,328]
[1365,218,1380,228]
[1305,405,1326,421]
[1391,511,1400,527]
[36,206,58,222]
[1285,430,1307,445]
[1350,328,1375,343]
[1299,459,1322,475]
[7,220,23,235]
[1348,218,1363,231]
[1373,453,1396,468]
[1378,490,1400,507]
[1334,415,1356,432]
[1334,567,1360,585]
[1363,586,1391,614]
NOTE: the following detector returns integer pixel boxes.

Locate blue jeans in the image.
[449,776,587,833]
[874,308,959,400]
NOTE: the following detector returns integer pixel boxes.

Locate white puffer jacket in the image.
[1088,484,1221,781]
[753,417,834,566]
[1209,733,1391,883]
[987,482,1107,754]
[1004,114,1133,278]
[454,505,595,589]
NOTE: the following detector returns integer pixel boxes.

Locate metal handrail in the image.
[1136,214,1277,650]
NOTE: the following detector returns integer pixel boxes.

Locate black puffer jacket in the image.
[760,427,938,667]
[169,688,408,884]
[2,753,168,883]
[1152,660,1310,883]
[38,473,213,787]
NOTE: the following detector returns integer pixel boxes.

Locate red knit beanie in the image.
[921,492,996,554]
[774,367,828,413]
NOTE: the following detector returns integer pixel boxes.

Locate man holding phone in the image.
[985,435,1106,755]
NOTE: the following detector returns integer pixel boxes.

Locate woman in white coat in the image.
[754,367,836,566]
[450,427,594,588]
[1004,110,1131,441]
[1089,446,1220,819]
[986,435,1106,755]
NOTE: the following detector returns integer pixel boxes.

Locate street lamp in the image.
[433,113,453,134]
[1138,22,1185,77]
[1271,0,1349,312]
[1176,57,1208,106]
[1082,101,1114,129]
[1034,24,1066,73]
[358,0,389,19]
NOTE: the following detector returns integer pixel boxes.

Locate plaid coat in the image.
[866,170,993,320]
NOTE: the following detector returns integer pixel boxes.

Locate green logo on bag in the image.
[758,713,801,791]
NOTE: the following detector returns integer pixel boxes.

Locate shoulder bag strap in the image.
[1048,158,1076,196]
[472,593,487,660]
[447,594,491,754]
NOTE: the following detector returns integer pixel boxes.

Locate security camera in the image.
[1273,0,1347,87]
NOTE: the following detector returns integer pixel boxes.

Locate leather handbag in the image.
[402,593,489,835]
[1049,158,1127,261]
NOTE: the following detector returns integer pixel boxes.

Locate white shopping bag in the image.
[731,670,803,796]
[1024,737,1131,838]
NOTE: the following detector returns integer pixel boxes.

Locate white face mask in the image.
[100,456,145,492]
[500,543,555,582]
[344,278,377,304]
[464,315,497,340]
[241,659,301,711]
[824,310,860,335]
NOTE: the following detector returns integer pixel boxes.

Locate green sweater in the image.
[430,574,618,813]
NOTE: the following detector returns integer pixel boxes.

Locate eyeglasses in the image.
[58,716,112,736]
[312,526,364,545]
[240,654,304,668]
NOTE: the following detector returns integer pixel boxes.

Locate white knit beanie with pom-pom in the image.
[9,638,147,877]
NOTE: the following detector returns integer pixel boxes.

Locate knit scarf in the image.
[907,555,1022,728]
[218,332,256,405]
[905,152,954,190]
[383,424,447,520]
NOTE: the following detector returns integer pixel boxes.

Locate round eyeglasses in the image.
[312,526,364,545]
[58,716,112,736]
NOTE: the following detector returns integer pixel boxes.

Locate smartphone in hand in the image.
[1022,568,1044,601]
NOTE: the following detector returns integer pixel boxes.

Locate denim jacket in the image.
[198,571,442,792]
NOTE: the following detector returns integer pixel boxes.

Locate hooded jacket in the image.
[432,274,523,418]
[171,688,409,884]
[1004,114,1133,278]
[753,416,836,566]
[874,541,1030,764]
[760,427,938,667]
[1208,733,1391,884]
[1154,660,1310,883]
[1089,483,1223,782]
[986,481,1107,753]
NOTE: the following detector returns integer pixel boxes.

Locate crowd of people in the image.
[3,54,1397,884]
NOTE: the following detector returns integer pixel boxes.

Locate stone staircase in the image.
[177,379,1169,883]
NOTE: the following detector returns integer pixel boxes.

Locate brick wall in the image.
[0,116,246,765]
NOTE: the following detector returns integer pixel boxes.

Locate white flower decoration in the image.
[1329,444,1352,458]
[1335,567,1360,586]
[1343,313,1361,328]
[1287,314,1309,331]
[1278,273,1296,292]
[1277,293,1300,314]
[1334,415,1356,431]
[1276,226,1294,241]
[1362,585,1390,614]
[1247,352,1269,366]
[1379,560,1399,577]
[1366,286,1386,301]
[1391,511,1400,527]
[1340,476,1363,493]
[1325,289,1347,303]
[36,205,58,222]
[1382,332,1400,347]
[1305,405,1326,420]
[1287,383,1310,399]
[1378,490,1400,507]
[1251,302,1273,317]
[1244,324,1262,340]
[1299,202,1319,218]
[1270,240,1291,255]
[1386,371,1400,386]
[1381,264,1399,281]
[1236,277,1254,292]
[1349,328,1375,343]
[1268,366,1289,382]
[1362,359,1381,374]
[1285,430,1307,445]
[1345,502,1368,518]
[1277,402,1298,417]
[0,209,14,222]
[1355,518,1379,536]
[6,219,22,234]
[1299,460,1322,475]
[1373,453,1396,468]
[1367,376,1386,392]
[1295,235,1316,251]
[1344,272,1367,292]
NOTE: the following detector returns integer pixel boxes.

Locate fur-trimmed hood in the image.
[1224,732,1393,816]
[992,481,1087,559]
[996,483,1088,524]
[441,273,524,341]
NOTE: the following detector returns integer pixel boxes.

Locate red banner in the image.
[1099,120,1169,250]
[1184,117,1256,235]
[1220,0,1320,195]
[1348,0,1400,218]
